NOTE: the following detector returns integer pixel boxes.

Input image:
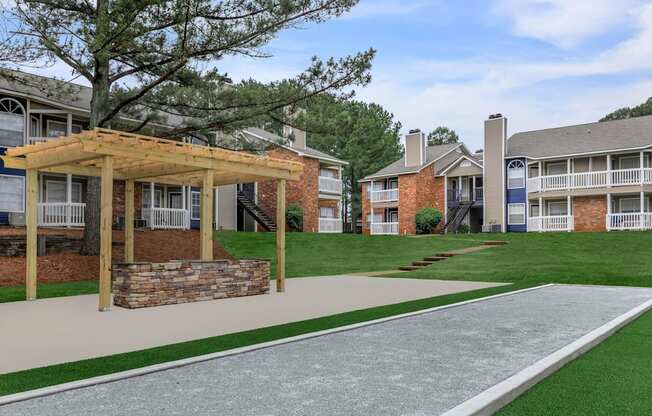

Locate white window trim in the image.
[46,119,82,138]
[618,197,648,213]
[44,179,82,203]
[0,97,26,148]
[190,190,201,220]
[507,160,525,189]
[507,203,526,225]
[0,174,26,213]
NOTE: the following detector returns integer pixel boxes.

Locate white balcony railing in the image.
[38,202,86,227]
[607,213,652,231]
[528,169,652,193]
[370,188,399,203]
[528,215,574,232]
[370,222,399,235]
[318,176,342,195]
[143,208,190,230]
[318,217,343,233]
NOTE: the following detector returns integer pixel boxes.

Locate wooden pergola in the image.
[1,129,303,311]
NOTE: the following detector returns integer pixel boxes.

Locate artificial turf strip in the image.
[0,282,526,396]
[498,309,652,415]
[0,280,98,304]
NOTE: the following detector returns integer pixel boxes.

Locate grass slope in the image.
[215,231,476,278]
[391,232,652,287]
[0,283,525,396]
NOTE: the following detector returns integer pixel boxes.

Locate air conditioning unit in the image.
[482,224,502,233]
[9,212,26,227]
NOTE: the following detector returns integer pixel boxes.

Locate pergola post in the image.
[99,155,114,312]
[124,179,135,263]
[26,168,38,300]
[276,179,286,292]
[200,169,214,260]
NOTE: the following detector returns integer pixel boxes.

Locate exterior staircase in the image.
[236,191,276,232]
[444,201,474,233]
[397,241,508,271]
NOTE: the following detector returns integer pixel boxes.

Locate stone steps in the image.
[397,265,425,271]
[423,256,449,262]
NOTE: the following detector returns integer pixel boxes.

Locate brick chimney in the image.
[404,129,426,168]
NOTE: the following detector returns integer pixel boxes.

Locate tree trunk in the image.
[348,167,360,234]
[80,0,110,256]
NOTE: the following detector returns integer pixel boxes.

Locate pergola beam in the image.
[25,144,99,169]
[1,155,109,178]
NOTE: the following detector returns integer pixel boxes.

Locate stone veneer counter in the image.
[112,259,270,309]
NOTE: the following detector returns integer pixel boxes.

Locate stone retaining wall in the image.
[112,259,270,309]
[0,235,81,257]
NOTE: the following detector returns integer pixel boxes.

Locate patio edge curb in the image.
[441,292,652,416]
[0,283,549,406]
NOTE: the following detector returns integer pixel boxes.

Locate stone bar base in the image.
[112,259,270,309]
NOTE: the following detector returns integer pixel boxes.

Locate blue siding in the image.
[0,147,26,225]
[505,158,527,232]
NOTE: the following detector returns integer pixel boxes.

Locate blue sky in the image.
[17,0,652,150]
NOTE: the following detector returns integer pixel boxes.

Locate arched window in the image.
[0,97,25,147]
[507,159,525,189]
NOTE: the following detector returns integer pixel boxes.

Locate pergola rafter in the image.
[1,128,301,311]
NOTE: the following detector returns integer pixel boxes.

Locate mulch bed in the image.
[0,229,234,287]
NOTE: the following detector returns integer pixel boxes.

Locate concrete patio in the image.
[0,276,504,374]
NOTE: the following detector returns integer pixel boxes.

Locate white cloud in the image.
[492,0,645,48]
[358,2,652,150]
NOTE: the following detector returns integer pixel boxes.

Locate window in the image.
[169,192,183,209]
[619,198,641,214]
[0,98,25,147]
[530,204,540,218]
[46,120,82,138]
[507,203,525,225]
[142,186,163,208]
[460,160,472,168]
[46,180,66,202]
[0,174,25,212]
[619,156,639,170]
[30,115,40,138]
[191,191,201,220]
[546,162,567,176]
[548,201,568,216]
[319,168,337,178]
[507,160,525,189]
[320,207,335,218]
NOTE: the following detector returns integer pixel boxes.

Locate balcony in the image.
[318,217,343,233]
[607,213,652,231]
[370,222,399,235]
[528,215,574,232]
[38,202,86,227]
[143,208,190,230]
[448,188,483,206]
[318,176,342,195]
[370,188,399,203]
[528,168,652,193]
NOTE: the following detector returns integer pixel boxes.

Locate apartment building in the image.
[361,114,652,235]
[0,70,345,233]
[359,130,484,235]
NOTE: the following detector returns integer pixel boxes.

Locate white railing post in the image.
[149,182,155,230]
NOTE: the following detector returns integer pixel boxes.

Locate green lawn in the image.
[498,309,652,416]
[215,231,476,278]
[390,231,652,287]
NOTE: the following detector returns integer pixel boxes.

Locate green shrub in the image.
[457,223,471,234]
[415,207,443,234]
[286,204,304,231]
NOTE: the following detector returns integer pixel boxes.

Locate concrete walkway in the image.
[2,285,650,416]
[0,276,503,374]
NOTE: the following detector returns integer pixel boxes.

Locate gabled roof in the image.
[242,127,348,165]
[438,154,483,176]
[507,115,652,159]
[0,69,185,128]
[360,143,463,181]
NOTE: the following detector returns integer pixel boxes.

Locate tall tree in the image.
[427,126,459,146]
[299,94,402,228]
[1,0,374,254]
[601,97,652,121]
